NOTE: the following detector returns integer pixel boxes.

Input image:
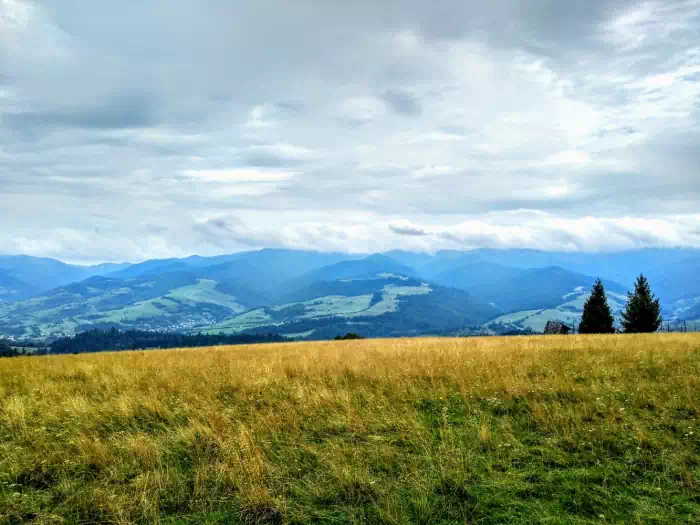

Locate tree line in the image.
[579,274,662,334]
[0,339,16,358]
[0,328,283,356]
[48,328,287,354]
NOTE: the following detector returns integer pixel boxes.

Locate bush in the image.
[334,333,364,340]
[0,341,19,358]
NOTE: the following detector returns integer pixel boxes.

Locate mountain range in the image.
[0,248,697,340]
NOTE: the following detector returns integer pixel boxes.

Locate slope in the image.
[415,248,699,288]
[478,267,626,313]
[0,272,267,339]
[648,256,700,303]
[275,254,416,302]
[0,255,131,295]
[486,287,629,333]
[200,249,358,295]
[433,263,626,314]
[205,273,498,339]
[0,271,37,303]
[432,260,523,292]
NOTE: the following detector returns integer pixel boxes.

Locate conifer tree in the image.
[579,279,615,334]
[621,274,662,333]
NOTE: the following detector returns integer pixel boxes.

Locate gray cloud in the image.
[239,144,316,168]
[390,220,427,236]
[3,93,157,134]
[0,0,699,262]
[381,89,422,116]
[192,217,264,248]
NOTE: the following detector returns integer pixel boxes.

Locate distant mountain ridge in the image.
[0,255,131,296]
[274,254,417,302]
[0,248,698,340]
[421,248,698,288]
[443,265,626,313]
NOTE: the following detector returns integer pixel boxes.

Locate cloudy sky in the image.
[1,0,699,263]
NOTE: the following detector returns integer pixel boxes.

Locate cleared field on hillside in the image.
[1,334,699,524]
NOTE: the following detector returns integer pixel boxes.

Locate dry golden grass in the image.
[1,333,699,524]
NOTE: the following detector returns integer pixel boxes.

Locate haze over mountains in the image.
[0,248,698,340]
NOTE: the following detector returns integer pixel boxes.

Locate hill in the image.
[486,286,629,333]
[418,248,698,290]
[107,249,357,287]
[663,257,700,324]
[1,248,698,338]
[200,249,359,295]
[431,259,523,295]
[1,334,698,524]
[432,262,625,312]
[648,255,700,304]
[0,273,267,339]
[0,254,446,340]
[0,255,130,296]
[0,270,37,303]
[107,258,194,279]
[272,254,416,301]
[205,273,497,339]
[474,266,626,313]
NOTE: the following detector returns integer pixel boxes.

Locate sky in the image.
[1,0,699,263]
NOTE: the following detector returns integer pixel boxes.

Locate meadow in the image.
[1,334,699,524]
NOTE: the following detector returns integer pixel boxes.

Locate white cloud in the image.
[396,214,700,252]
[244,143,314,161]
[181,169,294,183]
[244,104,277,129]
[0,0,32,31]
[392,30,420,54]
[545,150,591,165]
[412,165,455,178]
[1,0,699,261]
[336,97,387,125]
[604,2,657,50]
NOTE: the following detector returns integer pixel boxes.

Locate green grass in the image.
[296,295,375,318]
[1,334,699,524]
[165,280,247,314]
[203,308,278,334]
[207,285,434,334]
[0,280,249,339]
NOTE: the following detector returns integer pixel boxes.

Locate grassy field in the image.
[1,334,699,524]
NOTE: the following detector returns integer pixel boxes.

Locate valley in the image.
[0,248,698,341]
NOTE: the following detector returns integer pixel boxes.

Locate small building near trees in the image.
[543,321,571,335]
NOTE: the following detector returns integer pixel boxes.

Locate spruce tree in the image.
[579,279,615,334]
[621,274,662,333]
